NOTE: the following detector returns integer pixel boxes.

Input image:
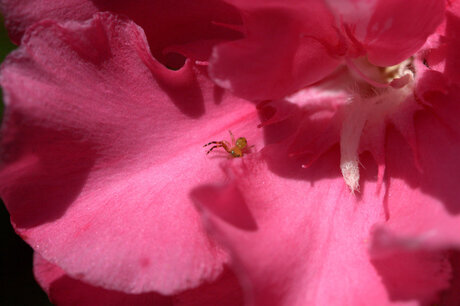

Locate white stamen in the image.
[340,97,370,192]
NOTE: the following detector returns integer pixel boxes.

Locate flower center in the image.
[340,57,415,192]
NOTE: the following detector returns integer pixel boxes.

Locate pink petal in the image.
[326,0,445,66]
[1,0,243,67]
[0,12,262,294]
[209,0,341,100]
[34,253,245,306]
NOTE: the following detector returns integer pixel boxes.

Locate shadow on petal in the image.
[191,181,258,231]
[371,248,451,304]
[1,112,96,228]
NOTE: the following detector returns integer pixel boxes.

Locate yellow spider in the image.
[204,130,248,158]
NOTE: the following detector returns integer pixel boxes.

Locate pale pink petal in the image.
[33,253,173,306]
[325,0,445,66]
[0,13,262,294]
[209,0,341,100]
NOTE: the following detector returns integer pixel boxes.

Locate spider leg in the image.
[206,144,223,154]
[228,130,235,146]
[203,141,222,147]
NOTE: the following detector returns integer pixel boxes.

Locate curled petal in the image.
[0,0,97,43]
[0,0,243,67]
[209,0,341,100]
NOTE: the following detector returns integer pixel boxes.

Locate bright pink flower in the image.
[2,0,460,305]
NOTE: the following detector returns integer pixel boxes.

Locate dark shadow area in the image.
[48,272,172,306]
[1,111,96,228]
[444,10,460,85]
[191,182,258,231]
[0,15,50,304]
[175,266,245,306]
[0,202,53,306]
[258,86,460,216]
[258,99,343,183]
[0,15,16,123]
[439,250,460,305]
[152,61,205,118]
[385,111,460,215]
[371,248,451,305]
[47,265,243,305]
[259,100,382,203]
[213,85,225,105]
[92,0,243,69]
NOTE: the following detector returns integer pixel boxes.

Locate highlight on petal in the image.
[209,0,341,101]
[0,12,262,294]
[325,0,446,66]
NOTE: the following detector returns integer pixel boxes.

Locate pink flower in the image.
[1,0,460,305]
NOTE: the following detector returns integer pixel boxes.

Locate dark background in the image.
[0,17,53,306]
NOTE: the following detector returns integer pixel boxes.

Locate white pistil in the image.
[339,58,415,192]
[340,97,370,193]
